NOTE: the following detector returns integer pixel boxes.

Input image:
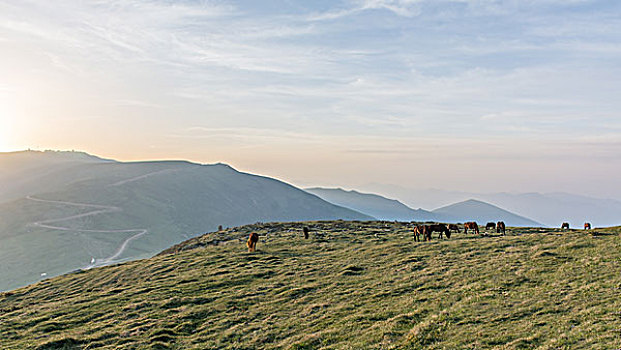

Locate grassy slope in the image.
[0,222,620,349]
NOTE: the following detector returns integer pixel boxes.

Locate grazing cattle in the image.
[247,232,259,252]
[422,226,432,241]
[561,222,570,230]
[427,224,451,239]
[447,224,460,233]
[303,226,310,239]
[464,222,479,234]
[414,225,433,241]
[584,222,591,230]
[496,221,506,235]
[486,222,496,230]
[413,225,422,242]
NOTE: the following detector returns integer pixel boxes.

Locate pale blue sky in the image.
[1,0,620,197]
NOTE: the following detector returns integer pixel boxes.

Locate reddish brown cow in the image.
[584,222,591,230]
[413,225,422,242]
[247,232,259,252]
[422,226,432,241]
[464,222,479,234]
[496,221,506,235]
[414,225,433,241]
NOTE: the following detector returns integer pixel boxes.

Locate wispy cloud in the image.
[2,0,621,196]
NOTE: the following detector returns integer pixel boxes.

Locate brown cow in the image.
[496,221,506,235]
[414,225,433,241]
[447,224,460,233]
[584,222,591,230]
[427,224,451,239]
[464,222,479,234]
[303,226,310,239]
[422,226,432,241]
[561,222,570,230]
[247,232,259,252]
[486,222,496,230]
[413,225,422,242]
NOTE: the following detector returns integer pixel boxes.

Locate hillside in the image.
[0,221,619,349]
[0,151,371,291]
[305,187,450,222]
[0,150,111,203]
[433,199,542,227]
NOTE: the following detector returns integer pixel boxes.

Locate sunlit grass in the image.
[1,221,619,349]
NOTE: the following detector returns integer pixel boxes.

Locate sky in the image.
[1,0,621,198]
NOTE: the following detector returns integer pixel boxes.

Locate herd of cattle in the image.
[245,221,594,251]
[410,221,592,242]
[561,222,592,230]
[412,221,506,242]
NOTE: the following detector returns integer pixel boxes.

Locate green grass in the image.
[1,221,620,349]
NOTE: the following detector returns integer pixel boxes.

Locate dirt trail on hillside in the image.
[109,169,176,187]
[27,196,148,268]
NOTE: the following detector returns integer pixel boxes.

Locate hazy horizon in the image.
[5,148,621,205]
[2,1,620,198]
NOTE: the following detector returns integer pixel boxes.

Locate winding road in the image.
[109,169,176,187]
[27,196,148,268]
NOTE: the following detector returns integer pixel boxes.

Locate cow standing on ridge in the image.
[247,232,259,252]
[413,225,432,241]
[427,224,451,239]
[413,225,422,242]
[496,221,506,235]
[464,222,479,234]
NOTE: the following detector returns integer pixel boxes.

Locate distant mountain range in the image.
[433,199,541,227]
[306,187,542,227]
[471,192,621,228]
[305,187,446,222]
[359,183,621,228]
[0,150,370,291]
